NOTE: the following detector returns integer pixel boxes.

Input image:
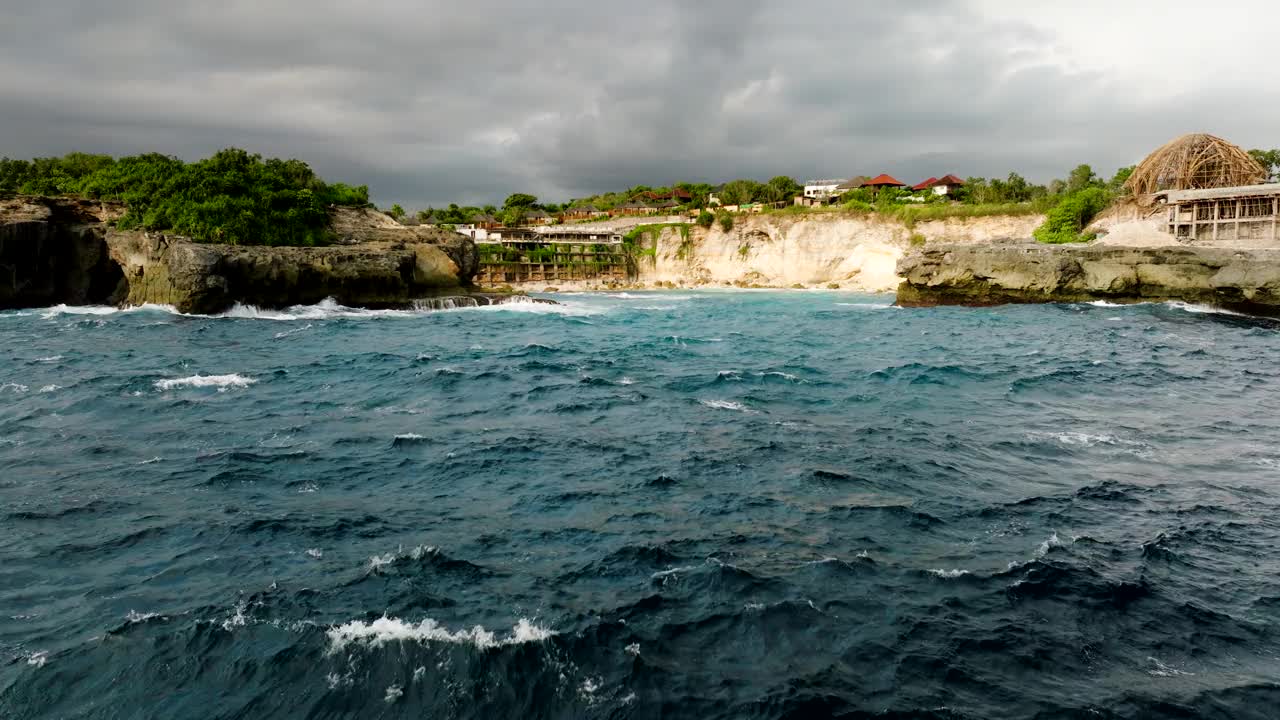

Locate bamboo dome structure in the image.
[1126,133,1266,197]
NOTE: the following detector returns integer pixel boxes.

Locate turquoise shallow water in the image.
[1,291,1279,719]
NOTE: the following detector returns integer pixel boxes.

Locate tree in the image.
[718,179,762,206]
[1249,149,1280,182]
[1066,164,1100,194]
[389,204,405,220]
[503,193,537,209]
[761,176,801,204]
[1107,166,1135,195]
[500,207,526,227]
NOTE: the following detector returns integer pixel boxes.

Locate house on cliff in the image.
[561,204,606,221]
[861,174,906,195]
[911,174,965,196]
[614,201,658,217]
[520,208,553,226]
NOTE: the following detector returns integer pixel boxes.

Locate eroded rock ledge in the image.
[0,196,495,314]
[896,243,1280,315]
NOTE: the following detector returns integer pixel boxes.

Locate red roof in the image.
[863,174,905,187]
[911,177,939,191]
[936,174,965,186]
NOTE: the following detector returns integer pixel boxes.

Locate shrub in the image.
[717,211,734,232]
[696,210,714,228]
[909,232,927,247]
[1034,187,1111,244]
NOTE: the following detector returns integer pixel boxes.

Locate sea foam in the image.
[326,616,553,652]
[154,374,256,391]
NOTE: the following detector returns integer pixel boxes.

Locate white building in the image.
[803,179,846,200]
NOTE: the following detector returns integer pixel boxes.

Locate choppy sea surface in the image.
[2,291,1280,719]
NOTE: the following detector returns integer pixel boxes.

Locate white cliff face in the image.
[638,213,1044,292]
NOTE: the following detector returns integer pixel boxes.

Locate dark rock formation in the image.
[0,196,491,314]
[897,243,1280,315]
[0,197,123,307]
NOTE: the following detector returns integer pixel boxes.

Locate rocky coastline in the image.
[896,243,1280,315]
[0,195,524,314]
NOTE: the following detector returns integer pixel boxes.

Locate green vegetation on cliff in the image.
[0,149,371,245]
[1034,188,1112,244]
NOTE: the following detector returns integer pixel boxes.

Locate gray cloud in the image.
[3,0,1279,208]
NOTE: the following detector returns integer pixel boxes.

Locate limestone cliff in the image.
[634,212,1044,291]
[0,196,481,314]
[896,244,1280,314]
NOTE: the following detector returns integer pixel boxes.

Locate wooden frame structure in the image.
[1161,183,1280,245]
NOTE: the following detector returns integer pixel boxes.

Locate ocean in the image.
[1,291,1279,719]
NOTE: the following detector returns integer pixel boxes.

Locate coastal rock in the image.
[896,244,1280,314]
[0,196,486,314]
[106,231,472,314]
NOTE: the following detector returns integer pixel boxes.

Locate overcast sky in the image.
[3,0,1279,207]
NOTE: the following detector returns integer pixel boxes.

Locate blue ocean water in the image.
[2,291,1280,719]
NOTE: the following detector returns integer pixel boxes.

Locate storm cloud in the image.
[3,0,1280,207]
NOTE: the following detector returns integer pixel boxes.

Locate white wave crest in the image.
[26,651,49,668]
[367,544,439,573]
[125,610,162,624]
[928,568,971,579]
[1036,532,1064,557]
[699,399,755,413]
[327,616,554,653]
[1164,301,1248,317]
[155,374,256,391]
[835,302,893,310]
[39,304,180,318]
[1,382,29,393]
[1028,431,1151,457]
[757,371,804,383]
[273,323,313,339]
[1147,656,1195,677]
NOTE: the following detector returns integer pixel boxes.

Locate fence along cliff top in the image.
[1127,133,1266,198]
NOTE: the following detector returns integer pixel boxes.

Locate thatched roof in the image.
[1127,133,1265,197]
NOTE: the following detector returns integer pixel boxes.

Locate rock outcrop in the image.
[0,195,484,314]
[896,243,1280,315]
[107,231,474,314]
